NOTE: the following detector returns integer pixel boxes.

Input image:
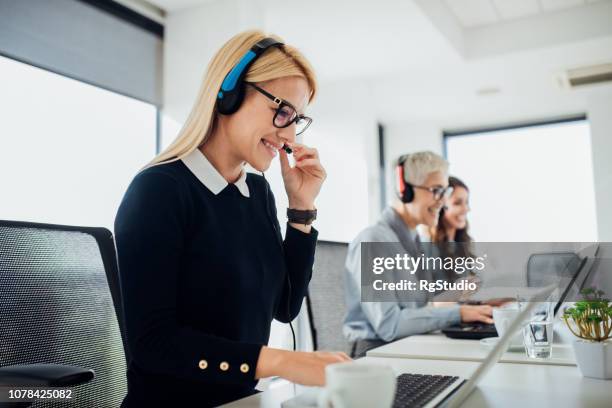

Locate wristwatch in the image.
[287,208,317,225]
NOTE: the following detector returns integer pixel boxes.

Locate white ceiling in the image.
[145,0,215,12]
[444,0,610,28]
[154,0,612,127]
[146,0,612,19]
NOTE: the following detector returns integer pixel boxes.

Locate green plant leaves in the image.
[563,287,612,342]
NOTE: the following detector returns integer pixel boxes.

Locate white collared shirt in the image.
[181,149,250,198]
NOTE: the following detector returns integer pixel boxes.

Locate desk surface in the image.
[366,332,576,366]
[222,356,610,408]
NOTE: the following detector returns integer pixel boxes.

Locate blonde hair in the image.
[150,30,318,167]
[401,151,449,185]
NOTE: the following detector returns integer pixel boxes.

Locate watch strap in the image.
[287,208,317,225]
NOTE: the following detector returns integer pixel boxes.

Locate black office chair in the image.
[0,220,127,407]
[526,251,582,288]
[306,240,351,354]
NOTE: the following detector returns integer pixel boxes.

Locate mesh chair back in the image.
[0,220,127,407]
[306,241,350,353]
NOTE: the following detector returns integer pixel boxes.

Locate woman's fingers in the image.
[332,354,345,363]
[479,305,494,324]
[481,305,493,315]
[294,158,321,168]
[460,304,494,324]
[326,353,351,363]
[285,142,326,177]
[338,352,352,361]
[295,159,326,179]
[286,142,318,161]
[279,146,291,174]
[315,351,352,362]
[280,351,353,386]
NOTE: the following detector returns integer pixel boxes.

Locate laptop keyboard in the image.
[393,373,460,407]
[442,323,497,339]
[458,323,496,332]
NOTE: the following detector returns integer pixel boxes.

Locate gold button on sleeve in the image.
[220,361,229,371]
[240,363,249,373]
[198,360,208,370]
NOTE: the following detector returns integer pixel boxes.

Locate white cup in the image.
[317,362,396,408]
[493,304,523,348]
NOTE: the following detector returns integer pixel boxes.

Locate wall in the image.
[587,92,612,241]
[163,0,264,124]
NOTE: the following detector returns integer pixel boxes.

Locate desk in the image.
[222,356,610,407]
[366,332,576,366]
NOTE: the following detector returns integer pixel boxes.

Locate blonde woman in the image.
[114,31,350,407]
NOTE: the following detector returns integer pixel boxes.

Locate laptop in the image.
[283,285,555,408]
[442,250,590,340]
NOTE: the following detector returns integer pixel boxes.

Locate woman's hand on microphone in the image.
[255,347,351,386]
[279,142,326,211]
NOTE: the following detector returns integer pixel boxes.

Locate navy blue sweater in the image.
[114,160,318,406]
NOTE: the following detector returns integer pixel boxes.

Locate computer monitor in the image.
[526,249,588,317]
[551,244,600,317]
[579,245,602,292]
[553,256,587,316]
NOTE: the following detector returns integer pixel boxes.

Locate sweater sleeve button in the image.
[240,363,250,373]
[198,360,208,370]
[220,361,229,371]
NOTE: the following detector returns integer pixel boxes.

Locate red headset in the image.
[396,154,415,203]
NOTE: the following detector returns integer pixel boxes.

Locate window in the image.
[444,119,597,242]
[0,55,156,229]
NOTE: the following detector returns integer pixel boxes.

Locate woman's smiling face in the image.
[444,186,470,230]
[219,76,310,172]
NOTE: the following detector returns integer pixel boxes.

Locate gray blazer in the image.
[343,207,461,342]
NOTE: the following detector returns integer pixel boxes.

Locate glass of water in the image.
[522,301,555,359]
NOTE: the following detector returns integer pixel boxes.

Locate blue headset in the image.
[216,37,284,115]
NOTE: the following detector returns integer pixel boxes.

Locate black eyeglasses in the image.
[246,82,313,135]
[411,184,454,201]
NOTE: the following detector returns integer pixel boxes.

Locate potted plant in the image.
[563,287,612,379]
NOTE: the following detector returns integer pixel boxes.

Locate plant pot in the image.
[572,339,612,380]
